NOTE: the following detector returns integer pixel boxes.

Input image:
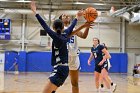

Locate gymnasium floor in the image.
[0,72,140,93]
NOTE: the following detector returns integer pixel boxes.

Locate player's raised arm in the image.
[65,10,83,35]
[30,1,60,41]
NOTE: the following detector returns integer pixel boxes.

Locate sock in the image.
[101,84,104,88]
[111,82,113,86]
[52,91,55,93]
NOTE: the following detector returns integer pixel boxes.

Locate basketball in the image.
[83,7,98,22]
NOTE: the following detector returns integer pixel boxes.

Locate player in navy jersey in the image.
[59,14,93,93]
[88,38,112,93]
[99,43,117,92]
[30,1,83,93]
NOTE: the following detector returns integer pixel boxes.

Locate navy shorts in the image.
[95,61,108,73]
[49,65,69,87]
[101,61,108,72]
[95,64,102,73]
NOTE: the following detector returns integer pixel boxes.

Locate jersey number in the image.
[69,36,74,43]
[94,52,97,58]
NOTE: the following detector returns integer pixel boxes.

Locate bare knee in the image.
[71,81,79,87]
[101,69,108,79]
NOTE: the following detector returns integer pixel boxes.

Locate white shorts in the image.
[68,55,80,70]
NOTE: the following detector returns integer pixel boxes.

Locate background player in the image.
[88,38,112,93]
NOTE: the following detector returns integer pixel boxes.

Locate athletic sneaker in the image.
[108,91,113,93]
[101,89,112,93]
[111,83,117,92]
[107,89,113,93]
[96,89,99,93]
[99,87,105,92]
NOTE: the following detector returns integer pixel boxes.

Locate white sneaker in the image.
[99,87,105,92]
[107,89,113,93]
[96,89,99,92]
[108,91,113,93]
[111,84,117,92]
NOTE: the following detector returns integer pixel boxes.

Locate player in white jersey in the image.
[59,14,92,93]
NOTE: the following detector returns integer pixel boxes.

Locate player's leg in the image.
[94,71,100,90]
[107,59,116,87]
[100,71,117,92]
[99,75,113,89]
[44,66,69,93]
[43,80,58,93]
[99,74,105,92]
[107,60,117,92]
[69,56,80,93]
[94,65,102,91]
[99,74,104,87]
[101,68,112,92]
[69,55,80,93]
[100,61,111,91]
[69,70,79,93]
[107,76,117,92]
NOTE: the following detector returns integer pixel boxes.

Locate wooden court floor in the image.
[0,72,140,93]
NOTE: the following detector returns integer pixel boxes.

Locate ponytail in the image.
[56,28,61,34]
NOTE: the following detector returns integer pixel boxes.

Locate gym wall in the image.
[5,51,128,73]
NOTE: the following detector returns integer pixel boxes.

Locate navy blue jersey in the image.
[91,44,105,65]
[36,14,77,66]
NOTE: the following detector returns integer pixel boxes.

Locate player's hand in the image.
[30,0,37,15]
[98,61,104,66]
[75,10,84,20]
[88,60,91,66]
[83,22,94,29]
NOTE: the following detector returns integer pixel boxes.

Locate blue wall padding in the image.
[5,51,18,71]
[108,53,128,73]
[79,53,95,72]
[4,51,128,73]
[26,52,52,72]
[18,51,27,72]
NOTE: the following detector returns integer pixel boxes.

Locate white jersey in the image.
[64,26,79,56]
[64,26,80,70]
[68,35,80,56]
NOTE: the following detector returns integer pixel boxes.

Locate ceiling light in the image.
[74,2,86,5]
[16,0,31,3]
[93,3,106,6]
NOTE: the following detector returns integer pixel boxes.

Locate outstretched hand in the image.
[75,10,84,20]
[30,0,37,15]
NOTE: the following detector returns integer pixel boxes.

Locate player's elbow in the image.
[105,54,111,59]
[82,36,86,39]
[81,35,87,39]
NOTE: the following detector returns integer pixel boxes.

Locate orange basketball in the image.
[83,7,98,22]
